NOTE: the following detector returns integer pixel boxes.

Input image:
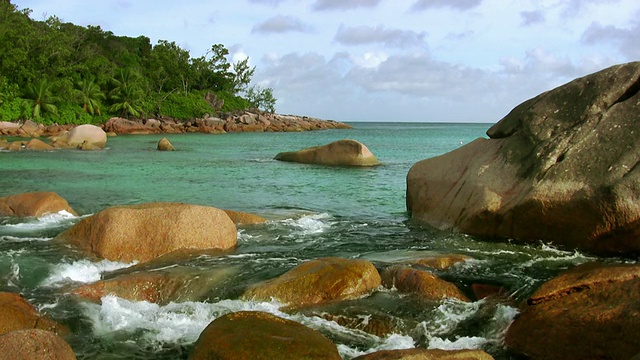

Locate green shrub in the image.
[159,91,215,119]
[217,91,251,112]
[0,97,24,121]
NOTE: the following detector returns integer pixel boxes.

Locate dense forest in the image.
[0,1,276,125]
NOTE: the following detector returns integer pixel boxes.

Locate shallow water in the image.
[0,122,628,359]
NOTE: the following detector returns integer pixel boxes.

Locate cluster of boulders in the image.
[0,122,107,151]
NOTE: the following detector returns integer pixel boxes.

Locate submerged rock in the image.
[0,292,68,336]
[0,329,76,360]
[353,348,494,360]
[157,137,175,151]
[506,263,640,360]
[275,139,381,166]
[407,61,640,255]
[190,311,341,360]
[25,138,54,151]
[380,266,469,302]
[0,192,76,218]
[241,257,381,309]
[54,202,237,263]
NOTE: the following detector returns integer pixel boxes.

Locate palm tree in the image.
[25,79,59,119]
[75,77,105,116]
[109,68,145,118]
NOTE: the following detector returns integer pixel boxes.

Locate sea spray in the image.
[43,259,137,286]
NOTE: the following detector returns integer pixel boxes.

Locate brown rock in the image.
[7,141,22,151]
[506,263,640,360]
[66,124,107,149]
[54,202,237,263]
[406,61,640,255]
[223,209,267,225]
[103,117,159,134]
[353,348,494,360]
[380,266,469,302]
[190,311,341,360]
[157,137,175,151]
[0,137,8,149]
[0,329,76,360]
[241,257,381,309]
[275,139,381,166]
[25,138,55,151]
[0,192,76,217]
[0,292,67,336]
[20,120,40,137]
[409,254,471,270]
[0,121,20,135]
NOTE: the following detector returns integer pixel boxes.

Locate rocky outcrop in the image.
[0,292,67,336]
[0,329,76,360]
[353,348,494,360]
[190,311,341,360]
[65,124,107,149]
[54,202,237,263]
[0,192,76,218]
[241,257,381,309]
[25,138,54,151]
[506,263,640,360]
[222,209,267,225]
[380,266,469,302]
[275,139,381,167]
[407,61,640,255]
[157,137,175,151]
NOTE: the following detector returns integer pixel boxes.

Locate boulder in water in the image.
[54,202,237,263]
[0,292,68,336]
[353,348,495,360]
[157,137,175,151]
[380,266,469,302]
[25,138,54,151]
[222,209,267,225]
[190,311,341,360]
[275,139,381,166]
[241,257,381,309]
[53,124,107,149]
[407,61,640,255]
[0,329,76,360]
[0,192,76,218]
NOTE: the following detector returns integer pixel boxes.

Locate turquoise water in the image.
[0,122,617,359]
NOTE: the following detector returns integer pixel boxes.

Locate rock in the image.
[313,310,402,338]
[25,138,54,151]
[406,61,640,255]
[241,257,381,309]
[103,117,158,134]
[223,209,267,225]
[157,137,175,151]
[0,121,20,135]
[353,348,494,360]
[506,263,640,360]
[7,141,22,151]
[0,292,67,336]
[0,192,76,218]
[66,124,107,149]
[408,254,471,270]
[20,120,41,137]
[0,329,76,360]
[275,139,381,166]
[54,202,237,263]
[190,311,341,360]
[380,266,469,302]
[71,266,236,305]
[0,137,7,149]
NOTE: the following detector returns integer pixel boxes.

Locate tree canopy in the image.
[0,1,277,124]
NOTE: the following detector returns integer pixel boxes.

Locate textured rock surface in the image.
[157,137,175,151]
[380,266,469,302]
[190,311,341,360]
[353,348,494,360]
[506,263,640,360]
[241,257,381,309]
[0,329,76,360]
[222,209,267,225]
[54,202,237,263]
[407,62,640,255]
[275,139,381,166]
[0,292,67,336]
[0,192,76,217]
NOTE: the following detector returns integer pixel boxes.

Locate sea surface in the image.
[0,122,623,359]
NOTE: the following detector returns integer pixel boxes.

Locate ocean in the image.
[0,122,611,359]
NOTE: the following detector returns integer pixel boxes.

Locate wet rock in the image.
[54,202,237,263]
[241,257,381,309]
[25,138,54,151]
[380,266,469,302]
[7,141,22,151]
[275,139,381,166]
[157,137,175,151]
[222,209,267,225]
[407,61,640,256]
[0,292,68,336]
[506,263,640,360]
[408,254,472,270]
[190,311,341,360]
[0,192,76,218]
[0,329,76,360]
[353,348,494,360]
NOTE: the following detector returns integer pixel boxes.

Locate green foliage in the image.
[75,77,106,115]
[53,103,98,125]
[0,97,24,121]
[217,91,252,112]
[24,79,59,119]
[108,68,145,118]
[246,85,277,113]
[160,91,215,119]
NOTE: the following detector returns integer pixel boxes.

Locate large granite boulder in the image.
[407,61,640,255]
[222,209,267,225]
[0,192,76,218]
[380,266,469,302]
[0,329,76,360]
[506,263,640,360]
[54,202,237,263]
[353,348,494,360]
[52,124,107,149]
[190,311,341,360]
[0,292,67,336]
[241,257,381,309]
[275,139,381,166]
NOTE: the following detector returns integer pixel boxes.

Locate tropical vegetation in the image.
[0,1,277,125]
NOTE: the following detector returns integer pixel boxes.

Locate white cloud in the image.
[520,10,545,26]
[252,15,313,34]
[410,0,482,11]
[334,24,427,49]
[581,20,640,60]
[312,0,382,11]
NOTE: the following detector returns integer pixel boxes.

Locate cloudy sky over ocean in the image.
[14,0,640,122]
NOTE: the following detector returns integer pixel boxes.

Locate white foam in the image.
[338,333,416,359]
[2,210,83,231]
[279,213,332,235]
[43,259,137,286]
[429,336,488,350]
[0,235,52,242]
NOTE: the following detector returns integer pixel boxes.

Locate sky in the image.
[12,0,640,122]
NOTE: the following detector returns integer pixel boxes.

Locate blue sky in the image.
[13,0,640,122]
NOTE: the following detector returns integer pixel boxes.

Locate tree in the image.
[246,85,277,113]
[24,78,59,119]
[108,68,144,118]
[232,58,255,94]
[75,77,105,115]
